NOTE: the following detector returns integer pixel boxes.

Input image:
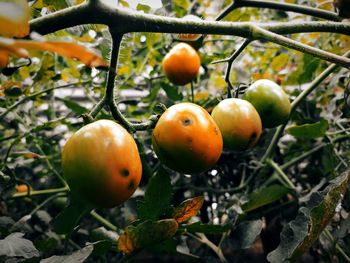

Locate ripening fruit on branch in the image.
[242,79,291,128]
[174,15,203,49]
[62,120,142,208]
[152,103,223,174]
[162,42,201,85]
[211,98,262,151]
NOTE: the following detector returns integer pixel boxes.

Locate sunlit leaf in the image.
[173,196,204,223]
[270,53,289,72]
[286,119,329,139]
[0,0,30,38]
[117,219,178,254]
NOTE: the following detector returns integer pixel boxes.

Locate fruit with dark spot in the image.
[152,103,223,174]
[211,98,262,151]
[62,120,142,208]
[162,43,200,85]
[242,79,291,128]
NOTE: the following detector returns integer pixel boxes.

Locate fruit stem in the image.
[187,233,229,263]
[11,186,69,199]
[105,30,161,132]
[90,210,117,232]
[190,81,195,103]
[224,39,251,98]
[266,158,296,190]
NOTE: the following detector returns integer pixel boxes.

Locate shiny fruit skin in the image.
[242,79,291,128]
[162,43,200,85]
[152,103,223,174]
[211,98,262,151]
[62,120,142,208]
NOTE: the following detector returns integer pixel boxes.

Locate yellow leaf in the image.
[270,53,289,72]
[0,0,30,38]
[118,219,178,254]
[173,196,204,224]
[194,92,209,101]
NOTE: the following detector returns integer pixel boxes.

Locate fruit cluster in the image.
[61,41,292,209]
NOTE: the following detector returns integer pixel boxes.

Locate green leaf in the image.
[242,185,291,213]
[62,97,88,115]
[267,171,350,263]
[118,219,178,254]
[0,232,39,259]
[286,119,329,139]
[298,54,320,83]
[136,3,151,13]
[41,245,93,263]
[43,0,69,10]
[162,83,183,101]
[137,167,173,221]
[186,222,232,234]
[231,220,263,250]
[53,196,92,235]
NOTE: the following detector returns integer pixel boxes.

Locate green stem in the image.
[30,193,67,216]
[216,2,237,21]
[0,83,79,121]
[222,39,252,97]
[90,210,117,232]
[187,233,229,263]
[105,31,134,132]
[190,81,194,103]
[11,186,69,199]
[89,96,106,118]
[266,158,296,189]
[291,51,350,111]
[324,229,350,262]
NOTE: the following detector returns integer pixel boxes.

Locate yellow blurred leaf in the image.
[252,71,271,81]
[0,0,30,38]
[271,53,289,72]
[118,65,131,75]
[173,196,204,224]
[194,92,209,101]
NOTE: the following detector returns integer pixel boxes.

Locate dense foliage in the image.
[0,0,350,262]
